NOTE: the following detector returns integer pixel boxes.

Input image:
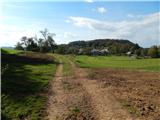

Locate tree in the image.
[148,46,159,58]
[83,47,92,55]
[158,46,160,57]
[40,28,48,41]
[55,44,66,54]
[20,36,28,52]
[41,41,51,53]
[37,38,44,52]
[26,38,39,52]
[15,42,24,50]
[39,28,56,53]
[47,36,56,53]
[140,48,148,57]
[134,49,141,56]
[130,43,140,53]
[65,47,78,54]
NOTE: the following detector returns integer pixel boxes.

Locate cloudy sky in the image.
[0,1,159,47]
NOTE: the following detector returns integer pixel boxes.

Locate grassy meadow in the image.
[75,55,160,71]
[1,49,57,120]
[1,48,160,120]
[52,54,74,76]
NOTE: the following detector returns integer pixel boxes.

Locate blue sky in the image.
[0,1,159,47]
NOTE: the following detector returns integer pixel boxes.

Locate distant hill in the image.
[1,46,15,50]
[60,39,141,55]
[68,39,139,48]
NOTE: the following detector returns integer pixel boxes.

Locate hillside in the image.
[68,39,137,48]
[57,39,141,55]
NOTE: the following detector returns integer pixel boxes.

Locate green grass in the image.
[2,49,57,120]
[121,100,141,117]
[1,48,22,54]
[75,55,160,71]
[53,54,73,76]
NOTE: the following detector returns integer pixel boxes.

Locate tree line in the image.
[55,40,160,58]
[16,28,56,53]
[15,29,160,58]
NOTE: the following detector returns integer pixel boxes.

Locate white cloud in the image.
[127,14,135,18]
[127,14,146,18]
[3,3,25,9]
[64,32,77,38]
[68,12,160,47]
[0,22,57,47]
[85,0,94,3]
[69,16,96,29]
[97,7,107,14]
[0,24,37,47]
[65,19,71,23]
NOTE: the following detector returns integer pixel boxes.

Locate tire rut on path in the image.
[46,63,96,120]
[70,60,135,120]
[46,59,135,120]
[47,64,68,120]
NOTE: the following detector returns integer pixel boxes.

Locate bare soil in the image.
[74,67,133,120]
[46,64,96,120]
[70,61,133,120]
[88,68,160,120]
[47,60,159,120]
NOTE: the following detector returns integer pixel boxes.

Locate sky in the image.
[0,0,159,48]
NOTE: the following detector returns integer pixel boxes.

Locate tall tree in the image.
[37,38,44,52]
[20,36,28,53]
[40,28,48,41]
[39,28,56,53]
[15,42,24,50]
[26,38,39,52]
[47,36,55,52]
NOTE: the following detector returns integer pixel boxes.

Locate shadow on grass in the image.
[1,53,57,99]
[1,49,60,119]
[1,113,12,120]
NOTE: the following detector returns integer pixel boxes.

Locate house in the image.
[78,48,83,55]
[100,49,109,55]
[91,49,101,55]
[126,51,132,56]
[91,48,109,56]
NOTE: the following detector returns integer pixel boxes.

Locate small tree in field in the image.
[148,46,159,58]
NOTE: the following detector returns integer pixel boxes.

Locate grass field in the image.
[75,55,160,71]
[1,49,57,120]
[53,54,74,76]
[1,48,22,54]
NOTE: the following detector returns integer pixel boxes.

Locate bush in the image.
[148,46,159,58]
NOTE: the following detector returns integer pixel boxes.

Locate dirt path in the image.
[46,59,134,120]
[46,63,96,120]
[69,61,134,120]
[47,64,67,120]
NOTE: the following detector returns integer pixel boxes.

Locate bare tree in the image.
[39,28,56,52]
